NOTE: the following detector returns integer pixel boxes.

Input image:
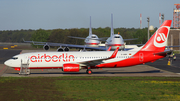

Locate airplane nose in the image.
[4,60,11,67]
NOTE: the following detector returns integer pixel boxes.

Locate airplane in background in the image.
[69,14,138,50]
[68,16,100,47]
[23,16,108,51]
[24,14,137,51]
[104,14,137,50]
[5,20,172,75]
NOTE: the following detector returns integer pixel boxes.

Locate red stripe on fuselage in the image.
[106,44,124,46]
[86,43,99,45]
[96,51,166,68]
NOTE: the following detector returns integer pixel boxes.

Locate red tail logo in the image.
[156,33,166,43]
[154,26,168,47]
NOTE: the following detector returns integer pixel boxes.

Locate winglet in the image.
[109,47,119,59]
[107,46,111,51]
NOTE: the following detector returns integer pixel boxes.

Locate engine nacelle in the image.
[63,64,81,72]
[57,47,64,52]
[43,45,50,50]
[64,47,69,51]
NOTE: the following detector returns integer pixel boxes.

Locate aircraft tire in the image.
[86,69,92,74]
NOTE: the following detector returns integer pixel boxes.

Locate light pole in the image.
[161,14,164,23]
[147,17,150,40]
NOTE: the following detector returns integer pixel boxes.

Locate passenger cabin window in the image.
[114,36,120,38]
[12,57,18,60]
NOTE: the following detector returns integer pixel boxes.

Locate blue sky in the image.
[0,0,179,30]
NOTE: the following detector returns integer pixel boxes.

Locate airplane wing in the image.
[23,39,108,51]
[154,46,180,56]
[165,46,180,48]
[154,49,173,56]
[68,36,108,41]
[23,38,46,44]
[98,37,109,42]
[78,47,119,66]
[68,36,87,40]
[124,38,138,41]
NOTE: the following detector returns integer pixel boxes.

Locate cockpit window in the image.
[91,36,96,38]
[12,57,18,60]
[114,36,120,38]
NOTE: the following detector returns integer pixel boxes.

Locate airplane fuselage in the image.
[105,34,125,50]
[5,47,165,70]
[85,34,100,47]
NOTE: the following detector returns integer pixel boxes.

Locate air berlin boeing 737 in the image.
[4,20,172,74]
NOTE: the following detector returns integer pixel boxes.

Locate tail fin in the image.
[141,20,172,52]
[89,16,92,36]
[110,14,114,37]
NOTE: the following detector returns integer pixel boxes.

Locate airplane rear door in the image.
[139,53,144,62]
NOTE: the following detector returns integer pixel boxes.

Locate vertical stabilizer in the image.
[141,20,172,52]
[89,16,92,36]
[111,14,114,36]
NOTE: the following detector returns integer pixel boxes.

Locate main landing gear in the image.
[86,67,92,74]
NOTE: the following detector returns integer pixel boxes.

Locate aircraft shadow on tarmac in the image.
[7,70,161,75]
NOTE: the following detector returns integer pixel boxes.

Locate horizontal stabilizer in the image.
[166,45,180,48]
[154,49,173,56]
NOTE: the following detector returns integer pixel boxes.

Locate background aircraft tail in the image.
[89,16,92,36]
[110,14,114,37]
[141,20,172,52]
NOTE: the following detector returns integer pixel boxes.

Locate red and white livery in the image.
[4,20,172,74]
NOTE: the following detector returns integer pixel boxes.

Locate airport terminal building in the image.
[168,29,180,50]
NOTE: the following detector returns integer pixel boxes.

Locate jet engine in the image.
[57,47,64,52]
[62,64,81,72]
[43,45,50,50]
[57,47,69,52]
[64,47,69,51]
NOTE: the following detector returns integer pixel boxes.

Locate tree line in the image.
[0,27,157,47]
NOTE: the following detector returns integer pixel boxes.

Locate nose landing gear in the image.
[86,69,92,74]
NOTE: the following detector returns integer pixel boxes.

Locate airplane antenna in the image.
[111,14,114,36]
[89,16,92,36]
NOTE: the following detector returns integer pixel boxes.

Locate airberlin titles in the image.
[30,53,75,62]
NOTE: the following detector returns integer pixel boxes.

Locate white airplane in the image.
[68,16,100,47]
[105,14,126,50]
[5,20,172,74]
